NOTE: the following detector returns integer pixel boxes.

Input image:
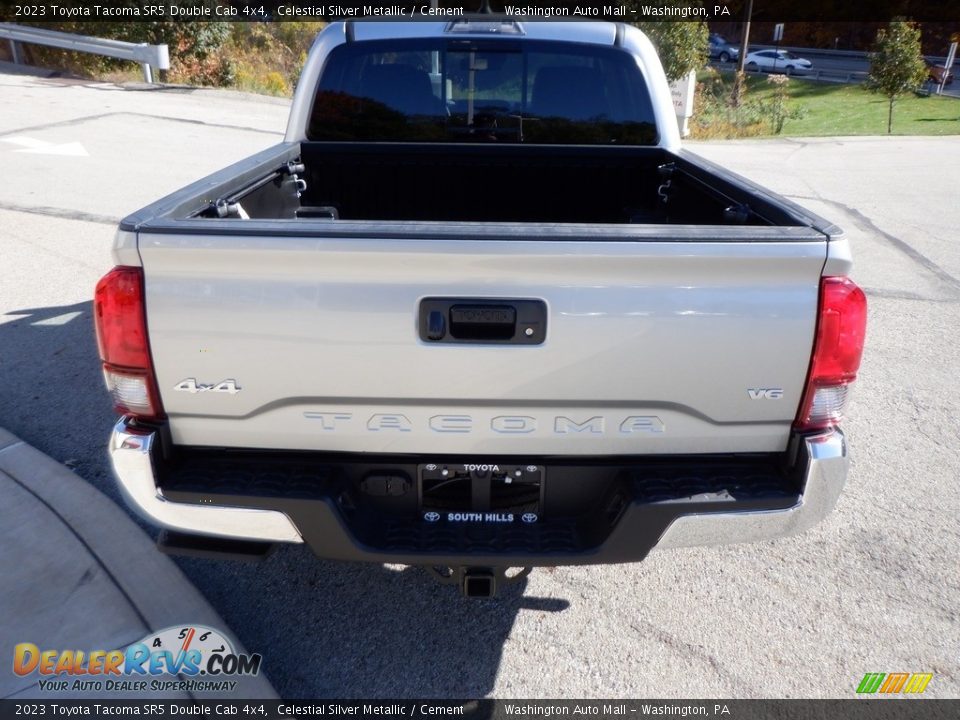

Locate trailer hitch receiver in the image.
[426,566,532,598]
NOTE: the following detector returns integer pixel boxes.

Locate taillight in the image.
[94,267,164,420]
[794,277,867,432]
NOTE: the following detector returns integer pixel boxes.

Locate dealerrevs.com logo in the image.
[13,625,261,693]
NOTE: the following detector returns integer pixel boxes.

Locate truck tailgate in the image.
[139,228,827,455]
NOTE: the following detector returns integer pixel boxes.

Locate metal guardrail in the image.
[740,66,869,84]
[0,23,169,83]
[808,69,868,84]
[747,45,953,65]
[749,45,869,61]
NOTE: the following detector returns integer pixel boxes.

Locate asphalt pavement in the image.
[0,69,958,699]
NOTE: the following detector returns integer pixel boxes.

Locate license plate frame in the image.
[418,462,544,524]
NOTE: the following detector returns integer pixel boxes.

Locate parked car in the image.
[926,61,954,85]
[708,32,739,63]
[745,49,813,75]
[99,19,864,599]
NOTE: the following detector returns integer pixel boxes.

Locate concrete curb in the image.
[0,427,279,700]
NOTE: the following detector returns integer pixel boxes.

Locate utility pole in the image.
[732,0,753,107]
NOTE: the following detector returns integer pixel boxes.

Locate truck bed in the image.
[126,142,827,229]
[295,144,784,225]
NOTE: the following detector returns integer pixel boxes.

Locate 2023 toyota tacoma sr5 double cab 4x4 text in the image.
[96,19,866,597]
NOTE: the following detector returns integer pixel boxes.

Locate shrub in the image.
[691,68,767,138]
[765,74,807,134]
[227,22,323,96]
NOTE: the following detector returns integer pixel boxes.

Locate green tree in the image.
[633,9,709,82]
[866,19,928,134]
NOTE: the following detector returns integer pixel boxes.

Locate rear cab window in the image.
[308,38,659,145]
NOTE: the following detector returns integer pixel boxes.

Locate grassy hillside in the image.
[693,71,959,138]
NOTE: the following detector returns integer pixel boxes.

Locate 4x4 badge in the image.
[174,378,241,394]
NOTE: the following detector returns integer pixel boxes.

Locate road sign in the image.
[772,24,785,73]
[938,41,957,94]
[669,71,696,137]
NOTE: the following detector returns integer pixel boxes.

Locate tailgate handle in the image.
[419,299,546,345]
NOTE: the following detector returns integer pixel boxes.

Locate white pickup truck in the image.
[98,19,866,597]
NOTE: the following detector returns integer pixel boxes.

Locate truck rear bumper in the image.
[109,418,848,565]
[110,419,303,544]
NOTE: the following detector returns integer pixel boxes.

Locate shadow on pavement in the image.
[0,301,117,499]
[177,550,570,698]
[0,301,571,698]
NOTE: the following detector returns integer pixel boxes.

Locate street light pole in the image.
[732,0,753,107]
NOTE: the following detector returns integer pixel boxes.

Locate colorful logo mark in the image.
[13,625,260,678]
[857,672,933,694]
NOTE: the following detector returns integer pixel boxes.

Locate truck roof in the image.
[347,18,620,46]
